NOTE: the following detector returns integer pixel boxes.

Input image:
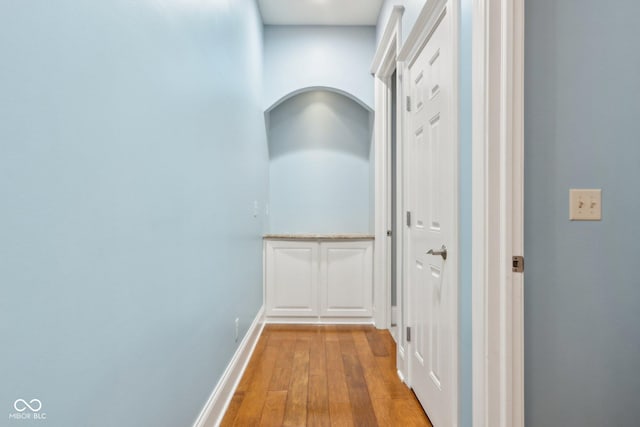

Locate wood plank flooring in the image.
[221,325,432,427]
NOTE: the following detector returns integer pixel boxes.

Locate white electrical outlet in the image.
[569,189,602,221]
[253,201,259,218]
[234,318,239,342]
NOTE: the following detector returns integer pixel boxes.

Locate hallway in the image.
[4,0,639,425]
[221,325,431,426]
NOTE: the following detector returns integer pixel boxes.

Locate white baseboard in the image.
[389,325,399,344]
[193,306,265,427]
[264,317,374,325]
[397,343,407,385]
[397,368,406,384]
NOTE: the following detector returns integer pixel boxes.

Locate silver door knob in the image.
[427,245,447,260]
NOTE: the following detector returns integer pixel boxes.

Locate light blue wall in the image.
[263,25,376,234]
[268,90,372,234]
[0,1,268,426]
[263,26,376,110]
[525,1,640,426]
[376,1,472,426]
[369,115,376,234]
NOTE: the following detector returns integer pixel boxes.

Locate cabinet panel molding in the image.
[264,238,374,322]
[265,240,318,317]
[320,241,373,317]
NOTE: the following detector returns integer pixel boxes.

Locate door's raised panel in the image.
[265,241,318,316]
[415,259,426,363]
[319,241,373,317]
[429,113,442,231]
[429,264,442,390]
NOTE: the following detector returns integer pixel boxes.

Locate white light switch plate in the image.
[569,189,602,220]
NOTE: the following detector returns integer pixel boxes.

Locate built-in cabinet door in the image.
[265,240,318,317]
[319,241,373,317]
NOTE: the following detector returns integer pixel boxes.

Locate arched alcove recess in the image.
[265,86,373,128]
[265,87,374,234]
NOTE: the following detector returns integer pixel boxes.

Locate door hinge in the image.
[406,211,411,227]
[387,230,392,237]
[406,326,411,342]
[406,96,411,112]
[512,256,524,273]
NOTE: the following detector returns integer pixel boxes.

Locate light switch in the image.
[569,189,602,221]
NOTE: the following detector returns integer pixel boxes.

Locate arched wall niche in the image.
[265,87,374,234]
[266,86,373,116]
[262,25,376,112]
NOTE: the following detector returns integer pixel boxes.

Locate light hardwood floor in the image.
[220,324,432,427]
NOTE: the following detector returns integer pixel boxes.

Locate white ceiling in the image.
[258,0,385,26]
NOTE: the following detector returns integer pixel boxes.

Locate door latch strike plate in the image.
[512,256,524,273]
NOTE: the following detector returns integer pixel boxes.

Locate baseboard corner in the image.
[397,368,407,385]
[192,306,265,427]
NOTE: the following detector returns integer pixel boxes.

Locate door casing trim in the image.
[371,4,406,378]
[471,0,525,426]
[371,5,404,332]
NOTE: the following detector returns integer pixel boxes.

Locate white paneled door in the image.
[406,7,456,427]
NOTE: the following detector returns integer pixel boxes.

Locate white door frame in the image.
[399,0,460,424]
[371,5,404,332]
[371,4,406,377]
[471,0,525,426]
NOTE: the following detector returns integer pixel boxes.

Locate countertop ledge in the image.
[263,233,375,240]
